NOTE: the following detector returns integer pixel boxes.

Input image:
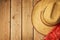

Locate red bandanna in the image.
[44,23,60,40]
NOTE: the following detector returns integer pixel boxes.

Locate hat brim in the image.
[31,1,56,35]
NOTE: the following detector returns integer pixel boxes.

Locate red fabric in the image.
[44,23,60,40]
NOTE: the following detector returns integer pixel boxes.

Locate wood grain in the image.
[34,29,44,40]
[22,0,33,40]
[11,0,21,40]
[0,0,48,40]
[0,0,10,40]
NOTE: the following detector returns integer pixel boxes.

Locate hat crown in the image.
[40,1,60,26]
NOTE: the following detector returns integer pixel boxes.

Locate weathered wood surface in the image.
[22,0,33,40]
[0,0,10,40]
[11,0,21,40]
[0,0,43,40]
[34,29,44,40]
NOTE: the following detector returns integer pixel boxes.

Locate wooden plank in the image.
[34,29,44,40]
[0,0,10,40]
[33,0,45,40]
[22,0,33,40]
[11,0,21,40]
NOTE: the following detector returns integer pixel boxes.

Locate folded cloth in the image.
[44,23,60,40]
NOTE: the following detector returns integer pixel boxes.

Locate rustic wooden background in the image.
[0,0,44,40]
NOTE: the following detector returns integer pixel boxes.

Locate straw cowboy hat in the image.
[32,0,60,35]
